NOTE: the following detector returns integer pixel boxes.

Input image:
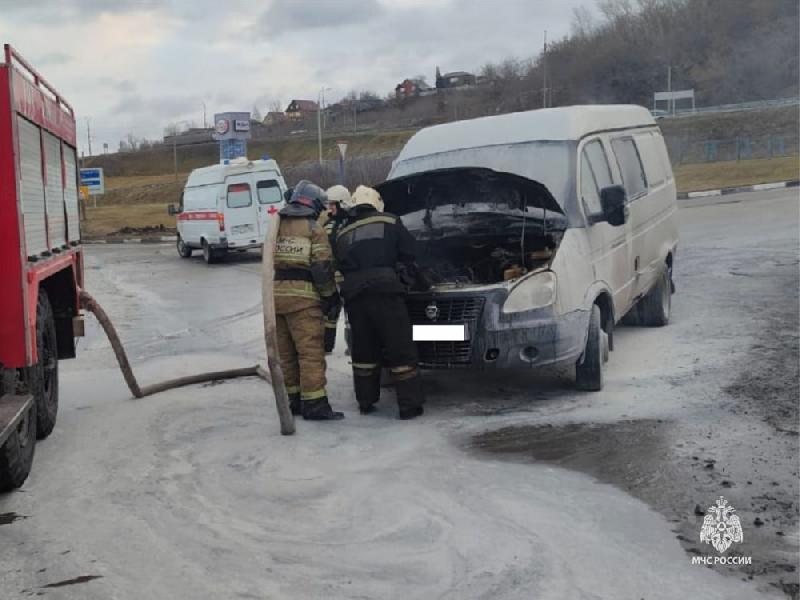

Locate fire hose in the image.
[77,214,295,435]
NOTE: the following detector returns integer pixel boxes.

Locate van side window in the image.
[580,152,603,216]
[257,180,282,204]
[227,182,252,208]
[635,133,667,188]
[611,137,647,200]
[584,140,613,189]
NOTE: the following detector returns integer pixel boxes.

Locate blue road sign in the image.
[79,167,105,195]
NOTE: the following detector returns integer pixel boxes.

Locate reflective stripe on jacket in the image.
[274,216,336,313]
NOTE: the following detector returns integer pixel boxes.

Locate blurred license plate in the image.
[232,224,253,234]
[412,324,468,342]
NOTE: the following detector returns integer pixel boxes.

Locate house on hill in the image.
[395,78,435,100]
[435,67,476,90]
[285,99,319,120]
[263,111,287,126]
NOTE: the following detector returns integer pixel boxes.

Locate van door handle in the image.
[634,256,640,272]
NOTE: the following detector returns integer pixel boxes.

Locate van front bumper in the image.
[407,290,590,370]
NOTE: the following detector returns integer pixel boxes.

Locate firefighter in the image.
[334,185,425,419]
[274,180,343,420]
[319,185,353,353]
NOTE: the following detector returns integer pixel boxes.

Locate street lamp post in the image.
[317,86,331,165]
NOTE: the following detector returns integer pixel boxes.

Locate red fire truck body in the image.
[0,44,84,491]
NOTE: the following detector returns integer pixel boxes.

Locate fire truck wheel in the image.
[28,291,59,439]
[0,399,36,492]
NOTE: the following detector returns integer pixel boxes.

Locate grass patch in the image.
[82,155,799,238]
[674,156,799,192]
[82,203,173,238]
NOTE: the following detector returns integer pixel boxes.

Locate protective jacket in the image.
[334,205,416,300]
[274,203,337,313]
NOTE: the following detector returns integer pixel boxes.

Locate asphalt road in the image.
[1,189,797,599]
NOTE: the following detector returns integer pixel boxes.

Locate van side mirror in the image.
[600,185,627,227]
[167,204,178,216]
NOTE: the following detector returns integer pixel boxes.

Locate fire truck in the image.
[0,45,84,491]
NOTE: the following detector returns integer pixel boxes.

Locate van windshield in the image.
[387,141,580,225]
[257,180,282,204]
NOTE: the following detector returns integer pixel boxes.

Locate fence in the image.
[665,133,799,165]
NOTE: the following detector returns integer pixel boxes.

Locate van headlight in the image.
[502,271,557,313]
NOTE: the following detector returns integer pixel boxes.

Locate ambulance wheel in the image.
[0,400,36,492]
[575,305,607,391]
[29,291,58,439]
[177,236,192,258]
[202,240,216,264]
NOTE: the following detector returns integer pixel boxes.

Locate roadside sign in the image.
[336,140,348,159]
[79,185,89,200]
[79,167,105,195]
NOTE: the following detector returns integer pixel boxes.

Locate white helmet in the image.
[351,185,384,212]
[326,185,353,208]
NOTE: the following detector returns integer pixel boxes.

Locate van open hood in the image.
[375,167,564,218]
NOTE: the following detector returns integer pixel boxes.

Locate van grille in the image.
[406,296,485,367]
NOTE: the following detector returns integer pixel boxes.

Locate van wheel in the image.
[28,291,58,439]
[576,305,606,391]
[638,268,671,327]
[202,240,216,264]
[0,400,36,492]
[177,236,192,258]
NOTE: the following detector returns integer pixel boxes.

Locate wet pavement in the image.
[0,188,797,599]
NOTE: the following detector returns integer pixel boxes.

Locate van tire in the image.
[202,240,216,264]
[29,291,58,439]
[576,305,605,391]
[638,268,671,327]
[0,400,36,492]
[177,236,192,258]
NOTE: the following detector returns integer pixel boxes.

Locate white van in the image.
[168,157,288,263]
[377,105,678,390]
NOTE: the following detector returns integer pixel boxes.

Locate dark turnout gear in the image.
[274,196,342,420]
[319,192,351,353]
[336,202,426,418]
[335,205,418,301]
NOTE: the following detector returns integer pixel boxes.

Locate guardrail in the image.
[661,97,799,119]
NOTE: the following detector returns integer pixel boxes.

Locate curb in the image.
[83,236,177,245]
[678,179,799,200]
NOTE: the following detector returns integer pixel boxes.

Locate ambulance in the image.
[169,157,288,263]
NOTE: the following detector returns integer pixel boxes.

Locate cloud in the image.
[34,52,72,67]
[255,0,384,35]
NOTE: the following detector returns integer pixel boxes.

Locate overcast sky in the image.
[0,0,595,155]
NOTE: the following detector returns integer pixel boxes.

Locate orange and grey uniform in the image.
[274,215,337,403]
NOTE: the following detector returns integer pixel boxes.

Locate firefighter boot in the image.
[302,397,344,421]
[395,373,425,420]
[353,366,381,414]
[288,392,301,416]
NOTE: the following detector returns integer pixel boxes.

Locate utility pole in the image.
[667,66,673,116]
[85,118,92,156]
[542,30,548,109]
[202,102,207,128]
[317,87,331,165]
[317,95,323,165]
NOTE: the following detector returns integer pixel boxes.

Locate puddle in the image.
[471,419,799,597]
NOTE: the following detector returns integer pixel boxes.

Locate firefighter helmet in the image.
[288,180,328,217]
[351,185,384,211]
